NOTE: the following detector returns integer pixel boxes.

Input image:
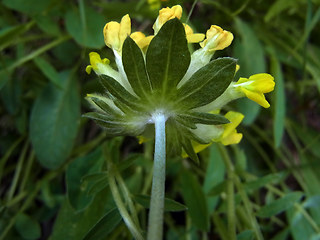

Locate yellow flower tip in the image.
[200,25,233,51]
[153,5,183,33]
[86,52,110,75]
[236,73,275,108]
[85,65,92,74]
[184,24,205,43]
[220,111,244,145]
[235,64,240,73]
[130,32,154,50]
[137,135,150,144]
[103,14,131,51]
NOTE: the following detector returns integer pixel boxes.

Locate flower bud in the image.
[200,25,233,51]
[103,14,131,52]
[153,5,182,34]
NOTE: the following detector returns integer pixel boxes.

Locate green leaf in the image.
[2,0,52,15]
[244,172,287,191]
[99,75,144,112]
[180,170,209,231]
[237,230,254,240]
[207,181,227,196]
[176,57,236,109]
[0,22,34,50]
[66,148,105,211]
[146,18,190,92]
[33,13,61,36]
[30,70,80,169]
[270,56,285,148]
[178,112,229,125]
[15,213,41,240]
[50,189,115,240]
[180,134,199,164]
[133,194,188,212]
[122,37,152,98]
[65,5,105,48]
[257,192,304,218]
[83,208,122,240]
[33,57,63,88]
[203,145,226,214]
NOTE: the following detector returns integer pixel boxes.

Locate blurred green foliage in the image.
[1,0,320,239]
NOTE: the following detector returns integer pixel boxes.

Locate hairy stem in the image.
[147,113,166,240]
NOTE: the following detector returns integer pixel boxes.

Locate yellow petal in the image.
[153,5,183,33]
[221,131,242,145]
[200,25,233,51]
[85,65,93,74]
[103,21,120,49]
[103,14,131,51]
[131,32,154,50]
[119,14,131,46]
[248,73,275,93]
[241,87,270,108]
[221,111,244,139]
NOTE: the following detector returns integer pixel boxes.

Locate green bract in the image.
[85,18,237,162]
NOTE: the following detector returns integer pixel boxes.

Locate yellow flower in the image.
[130,32,154,51]
[234,73,275,108]
[85,52,110,75]
[153,5,182,34]
[103,14,131,52]
[182,111,244,157]
[219,111,244,145]
[200,25,233,51]
[184,24,205,43]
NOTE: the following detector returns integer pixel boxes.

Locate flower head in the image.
[85,5,274,162]
[234,73,275,108]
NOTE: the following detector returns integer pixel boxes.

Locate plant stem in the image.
[147,113,166,240]
[218,145,236,240]
[108,166,144,240]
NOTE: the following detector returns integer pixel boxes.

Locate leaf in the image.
[178,112,229,125]
[244,172,287,191]
[146,18,190,92]
[33,57,63,88]
[207,181,227,196]
[66,148,105,211]
[2,0,52,15]
[234,18,266,125]
[122,37,152,98]
[33,13,61,36]
[270,56,285,148]
[30,70,80,169]
[180,133,199,164]
[83,208,122,240]
[133,194,188,212]
[50,189,115,240]
[203,144,226,213]
[257,192,304,218]
[99,75,144,112]
[15,213,41,240]
[0,22,34,50]
[237,230,254,240]
[264,0,301,22]
[180,170,209,231]
[65,5,105,48]
[176,57,236,109]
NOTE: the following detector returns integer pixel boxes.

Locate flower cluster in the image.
[85,5,275,161]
